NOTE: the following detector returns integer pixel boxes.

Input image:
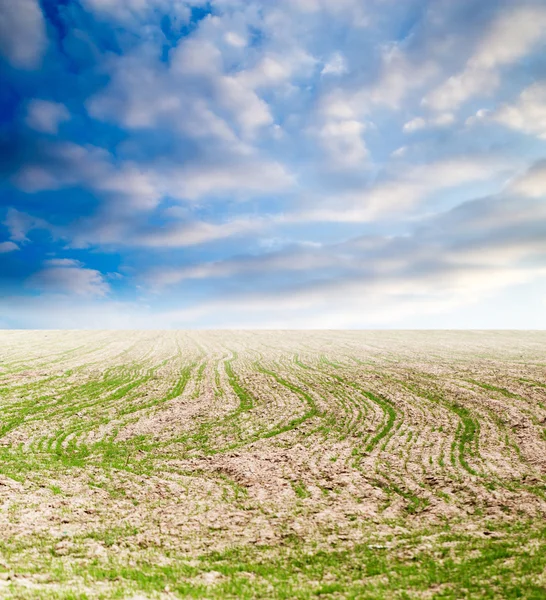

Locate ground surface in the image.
[0,330,545,599]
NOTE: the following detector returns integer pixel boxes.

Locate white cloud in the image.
[403,113,454,133]
[290,155,514,222]
[162,156,293,201]
[237,49,316,89]
[224,31,247,48]
[136,216,266,248]
[423,69,499,114]
[370,45,438,109]
[469,4,546,71]
[509,160,546,198]
[25,100,70,134]
[4,208,51,242]
[80,0,195,28]
[12,140,292,212]
[0,241,18,253]
[313,44,438,157]
[391,146,407,158]
[27,260,110,297]
[3,209,271,252]
[154,261,546,329]
[0,0,47,68]
[318,89,358,120]
[89,37,278,141]
[403,117,426,133]
[138,185,546,326]
[145,245,339,287]
[321,52,348,76]
[13,143,162,210]
[490,81,546,140]
[45,258,82,267]
[424,5,546,112]
[285,0,369,26]
[316,119,368,169]
[4,182,546,328]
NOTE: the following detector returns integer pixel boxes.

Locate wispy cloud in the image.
[0,241,19,253]
[424,4,546,112]
[26,259,111,297]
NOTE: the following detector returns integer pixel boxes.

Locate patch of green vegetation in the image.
[467,379,520,400]
[4,520,546,599]
[225,352,254,412]
[291,480,311,499]
[319,355,342,369]
[290,357,396,452]
[192,362,207,399]
[402,382,479,476]
[450,403,479,476]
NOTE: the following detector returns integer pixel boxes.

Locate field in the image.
[0,330,545,599]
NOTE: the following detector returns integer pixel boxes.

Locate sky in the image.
[1,0,546,329]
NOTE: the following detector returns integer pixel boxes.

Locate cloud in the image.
[78,37,297,210]
[467,4,546,71]
[236,48,316,90]
[80,0,195,29]
[26,259,111,297]
[0,0,47,68]
[5,181,546,328]
[316,43,438,121]
[162,152,293,201]
[0,241,18,253]
[4,208,51,243]
[224,31,247,48]
[25,100,70,134]
[11,139,292,214]
[144,244,339,287]
[315,119,368,169]
[286,0,368,23]
[403,117,427,133]
[321,52,348,76]
[489,81,546,140]
[140,185,546,327]
[289,155,514,222]
[45,258,82,267]
[87,37,278,141]
[12,142,162,210]
[135,216,266,249]
[403,113,454,133]
[59,150,511,250]
[369,45,438,110]
[509,160,546,198]
[19,151,509,253]
[3,207,269,251]
[424,4,546,112]
[156,262,545,329]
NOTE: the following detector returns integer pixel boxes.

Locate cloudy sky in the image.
[1,0,546,328]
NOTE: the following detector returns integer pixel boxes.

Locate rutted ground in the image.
[0,331,545,599]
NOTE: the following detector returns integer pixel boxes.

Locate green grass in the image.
[467,379,521,400]
[2,520,545,599]
[224,352,254,412]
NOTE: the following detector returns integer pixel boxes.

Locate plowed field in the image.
[0,331,545,599]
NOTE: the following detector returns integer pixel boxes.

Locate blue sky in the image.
[1,0,546,328]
